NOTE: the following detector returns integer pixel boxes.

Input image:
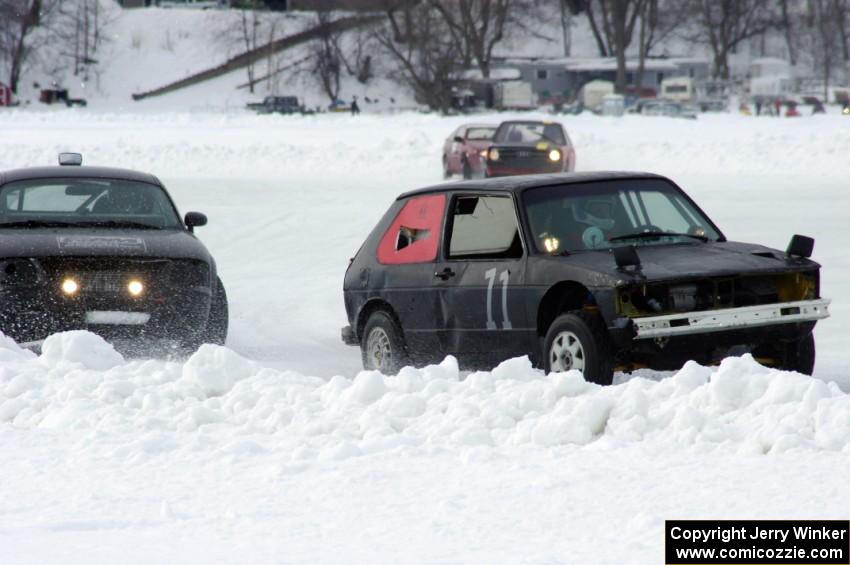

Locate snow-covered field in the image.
[1,108,849,563]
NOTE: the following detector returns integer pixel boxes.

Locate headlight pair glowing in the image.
[60,277,144,296]
[489,148,561,162]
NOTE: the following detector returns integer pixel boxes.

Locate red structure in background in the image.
[0,84,12,107]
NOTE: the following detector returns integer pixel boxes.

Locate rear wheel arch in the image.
[356,299,403,342]
[537,281,597,337]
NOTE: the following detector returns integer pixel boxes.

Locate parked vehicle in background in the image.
[601,94,625,116]
[660,77,694,103]
[328,99,352,113]
[39,89,87,107]
[485,121,575,177]
[246,96,303,115]
[442,124,496,179]
[158,0,230,8]
[342,172,829,383]
[639,99,697,119]
[493,81,537,110]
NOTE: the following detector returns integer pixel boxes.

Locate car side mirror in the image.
[184,211,208,232]
[786,234,814,258]
[453,136,464,143]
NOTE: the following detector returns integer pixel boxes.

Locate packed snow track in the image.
[1,110,849,564]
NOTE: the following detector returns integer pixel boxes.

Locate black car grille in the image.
[38,258,209,296]
[493,147,558,169]
[83,271,131,293]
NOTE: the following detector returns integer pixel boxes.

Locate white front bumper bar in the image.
[633,298,831,339]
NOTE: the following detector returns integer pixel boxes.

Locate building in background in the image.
[498,57,710,104]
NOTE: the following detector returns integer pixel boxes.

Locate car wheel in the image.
[361,310,408,374]
[543,311,614,385]
[204,276,229,346]
[760,333,815,375]
[442,156,451,179]
[462,159,472,179]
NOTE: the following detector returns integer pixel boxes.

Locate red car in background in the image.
[485,120,576,177]
[442,124,496,179]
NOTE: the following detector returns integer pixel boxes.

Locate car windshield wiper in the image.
[75,220,162,230]
[0,220,77,228]
[609,231,708,243]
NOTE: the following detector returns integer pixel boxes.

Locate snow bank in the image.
[2,331,849,455]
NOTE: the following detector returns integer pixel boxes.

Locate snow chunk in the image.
[345,371,387,405]
[181,345,257,397]
[40,331,124,370]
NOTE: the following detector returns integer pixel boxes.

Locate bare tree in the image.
[336,20,378,84]
[689,0,773,80]
[833,0,849,62]
[238,1,262,94]
[582,0,612,55]
[779,0,801,65]
[578,0,645,93]
[376,3,458,113]
[634,0,688,92]
[0,0,45,93]
[53,0,114,83]
[803,0,845,100]
[429,0,512,79]
[311,10,342,103]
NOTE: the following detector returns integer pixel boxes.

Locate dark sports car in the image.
[342,172,830,384]
[0,154,227,351]
[485,120,576,177]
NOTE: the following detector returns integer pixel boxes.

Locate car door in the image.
[433,192,531,358]
[372,193,447,356]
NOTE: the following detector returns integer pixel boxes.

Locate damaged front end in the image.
[611,270,830,369]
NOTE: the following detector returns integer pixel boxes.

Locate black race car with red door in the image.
[342,172,829,384]
[485,120,576,177]
[0,154,228,352]
[442,123,496,179]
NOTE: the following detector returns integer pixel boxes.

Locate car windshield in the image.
[494,122,566,145]
[0,178,182,229]
[466,127,496,141]
[523,179,722,253]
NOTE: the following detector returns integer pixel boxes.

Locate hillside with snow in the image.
[10,2,794,112]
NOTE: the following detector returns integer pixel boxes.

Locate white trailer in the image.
[749,75,793,99]
[493,81,537,110]
[660,77,694,102]
[580,80,614,110]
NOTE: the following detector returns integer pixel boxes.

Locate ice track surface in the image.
[1,110,849,564]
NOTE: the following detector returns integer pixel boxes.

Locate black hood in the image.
[543,241,820,286]
[0,228,211,263]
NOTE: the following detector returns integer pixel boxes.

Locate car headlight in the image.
[548,149,561,162]
[489,148,500,161]
[127,280,144,297]
[479,149,488,158]
[61,278,79,295]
